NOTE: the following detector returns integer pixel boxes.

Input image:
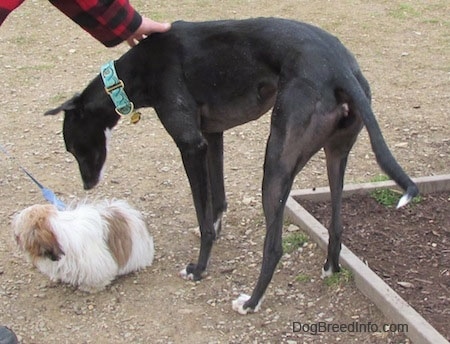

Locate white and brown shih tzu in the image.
[12,199,154,292]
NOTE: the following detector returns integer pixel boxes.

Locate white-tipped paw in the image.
[232,294,252,315]
[179,268,194,280]
[232,293,263,315]
[179,267,207,280]
[321,266,333,279]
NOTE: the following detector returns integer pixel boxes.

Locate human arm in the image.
[50,0,170,47]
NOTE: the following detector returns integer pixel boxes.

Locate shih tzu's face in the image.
[13,204,64,264]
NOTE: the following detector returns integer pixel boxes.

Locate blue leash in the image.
[0,143,66,210]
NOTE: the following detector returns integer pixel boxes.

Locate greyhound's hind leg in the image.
[322,119,361,277]
[233,80,345,314]
[322,152,348,277]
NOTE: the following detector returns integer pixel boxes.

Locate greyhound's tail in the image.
[344,73,419,208]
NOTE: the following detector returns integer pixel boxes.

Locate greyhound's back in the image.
[170,17,355,64]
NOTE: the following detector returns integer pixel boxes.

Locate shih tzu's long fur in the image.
[12,199,154,292]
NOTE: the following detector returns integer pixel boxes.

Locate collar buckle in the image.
[100,60,140,122]
[105,80,125,94]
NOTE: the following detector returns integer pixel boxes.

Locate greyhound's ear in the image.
[44,93,81,116]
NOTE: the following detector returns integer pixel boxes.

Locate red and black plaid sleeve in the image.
[1,0,142,47]
[0,0,25,26]
[49,0,142,47]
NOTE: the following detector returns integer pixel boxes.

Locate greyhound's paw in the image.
[321,262,342,279]
[179,268,195,280]
[321,266,334,279]
[179,263,207,281]
[232,294,263,315]
[232,294,252,315]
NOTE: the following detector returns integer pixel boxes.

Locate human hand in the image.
[127,17,171,47]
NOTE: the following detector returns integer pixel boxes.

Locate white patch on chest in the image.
[99,128,112,182]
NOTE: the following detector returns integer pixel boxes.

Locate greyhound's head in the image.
[45,93,119,190]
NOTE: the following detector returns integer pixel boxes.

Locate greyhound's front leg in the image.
[204,132,227,237]
[155,89,216,281]
[177,136,216,281]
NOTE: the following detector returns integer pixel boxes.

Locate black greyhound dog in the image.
[45,18,418,314]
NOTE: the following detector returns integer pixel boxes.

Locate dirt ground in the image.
[301,191,450,340]
[0,1,448,343]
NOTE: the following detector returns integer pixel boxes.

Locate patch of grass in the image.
[282,232,308,254]
[389,4,420,19]
[295,273,311,283]
[323,268,353,287]
[423,18,440,25]
[369,175,400,207]
[370,174,390,183]
[370,188,402,207]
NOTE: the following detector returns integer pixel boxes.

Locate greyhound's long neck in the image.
[113,32,179,111]
[112,42,165,111]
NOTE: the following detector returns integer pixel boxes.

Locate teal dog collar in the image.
[100,60,134,116]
